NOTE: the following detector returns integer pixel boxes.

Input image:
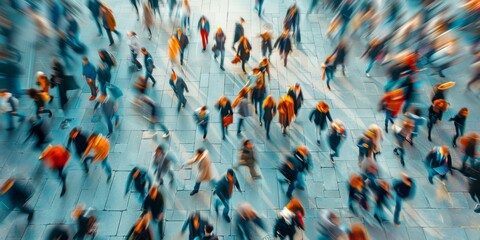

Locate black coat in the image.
[233,23,244,42]
[67,131,89,157]
[287,88,303,111]
[263,106,276,122]
[181,215,208,240]
[217,101,233,118]
[4,181,32,207]
[126,226,154,240]
[214,31,226,51]
[142,191,165,218]
[309,109,332,129]
[215,174,241,199]
[144,53,155,73]
[274,35,292,54]
[237,40,252,61]
[96,65,111,86]
[176,33,189,50]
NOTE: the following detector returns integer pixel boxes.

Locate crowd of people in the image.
[1,0,480,239]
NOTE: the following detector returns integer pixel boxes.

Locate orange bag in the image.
[231,55,241,64]
[223,115,233,127]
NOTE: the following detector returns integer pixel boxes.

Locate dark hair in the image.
[196,148,205,155]
[243,139,250,147]
[205,224,214,234]
[201,106,207,111]
[156,144,164,152]
[141,47,147,52]
[227,168,235,176]
[82,57,88,61]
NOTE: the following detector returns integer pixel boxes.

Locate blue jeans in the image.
[101,158,112,177]
[199,123,208,139]
[214,49,225,67]
[326,68,335,88]
[150,121,169,134]
[214,193,230,217]
[105,114,119,133]
[366,59,375,73]
[385,110,395,128]
[393,195,402,224]
[237,118,245,133]
[253,99,264,121]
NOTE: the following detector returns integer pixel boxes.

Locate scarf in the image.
[227,174,234,196]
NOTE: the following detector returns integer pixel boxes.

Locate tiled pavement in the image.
[1,0,480,239]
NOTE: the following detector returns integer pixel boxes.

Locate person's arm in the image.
[234,175,242,192]
[82,142,93,160]
[327,111,333,122]
[125,170,134,195]
[184,80,189,93]
[309,110,315,122]
[181,218,189,233]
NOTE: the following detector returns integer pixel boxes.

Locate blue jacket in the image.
[82,62,96,80]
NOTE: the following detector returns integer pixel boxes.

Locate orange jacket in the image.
[40,145,70,169]
[84,135,110,161]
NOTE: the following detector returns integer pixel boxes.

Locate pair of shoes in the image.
[89,96,96,101]
[190,190,198,196]
[224,215,231,222]
[428,136,432,142]
[327,86,331,90]
[220,66,225,71]
[316,140,321,145]
[162,133,170,139]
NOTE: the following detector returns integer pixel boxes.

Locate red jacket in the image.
[40,145,70,169]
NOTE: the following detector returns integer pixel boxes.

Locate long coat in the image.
[237,40,252,61]
[278,96,295,127]
[186,151,214,182]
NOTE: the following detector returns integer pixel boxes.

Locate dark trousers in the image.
[220,117,228,139]
[453,125,464,146]
[214,193,230,217]
[87,79,97,97]
[241,60,247,73]
[261,45,272,59]
[105,28,121,44]
[131,52,142,68]
[199,123,208,138]
[91,14,102,34]
[145,71,156,84]
[57,167,67,192]
[180,50,185,65]
[237,118,245,134]
[176,93,186,111]
[105,114,119,134]
[35,107,52,119]
[264,120,272,139]
[130,0,139,16]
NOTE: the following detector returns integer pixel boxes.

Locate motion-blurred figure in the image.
[233,203,267,240]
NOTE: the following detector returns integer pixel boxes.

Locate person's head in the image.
[317,101,329,113]
[400,172,412,186]
[70,127,81,138]
[36,71,46,79]
[295,82,301,90]
[204,224,214,236]
[177,28,182,36]
[141,48,147,55]
[227,168,235,177]
[263,95,276,108]
[98,50,106,58]
[156,144,164,155]
[349,224,369,240]
[328,212,340,225]
[459,107,469,117]
[243,139,253,149]
[239,17,245,24]
[296,145,309,157]
[132,168,141,179]
[439,145,450,156]
[127,31,136,38]
[196,147,205,156]
[82,57,88,65]
[285,197,304,215]
[260,57,269,65]
[219,96,228,106]
[350,174,364,190]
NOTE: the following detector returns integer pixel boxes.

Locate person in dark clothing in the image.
[130,0,140,20]
[255,0,265,17]
[214,169,242,222]
[181,211,208,240]
[427,99,448,141]
[458,132,479,170]
[309,101,332,145]
[71,204,97,239]
[333,40,348,75]
[194,106,210,141]
[169,70,189,112]
[348,174,369,216]
[96,62,111,96]
[259,30,273,59]
[213,27,226,70]
[50,58,69,110]
[82,57,97,101]
[142,95,170,138]
[142,187,165,239]
[274,29,293,67]
[233,203,267,239]
[148,0,161,18]
[45,225,72,240]
[393,173,415,226]
[175,28,189,65]
[281,146,311,196]
[66,127,91,173]
[425,146,454,185]
[100,5,121,46]
[363,38,385,77]
[287,83,303,116]
[400,76,417,113]
[250,79,266,124]
[98,49,116,69]
[126,213,154,240]
[232,18,245,50]
[215,96,233,140]
[357,129,374,164]
[284,4,300,35]
[236,36,252,74]
[449,107,468,147]
[27,88,53,119]
[262,95,276,140]
[202,224,218,240]
[328,119,347,162]
[198,16,210,51]
[97,95,119,137]
[0,178,34,222]
[65,14,81,47]
[373,180,391,224]
[125,166,152,201]
[87,0,102,35]
[58,32,74,67]
[152,144,178,185]
[141,48,156,86]
[463,162,480,209]
[24,118,51,149]
[233,139,261,180]
[273,198,305,239]
[337,0,354,38]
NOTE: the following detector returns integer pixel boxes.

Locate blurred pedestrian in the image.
[336,0,354,38]
[142,95,170,138]
[0,178,34,222]
[194,106,209,141]
[278,95,295,135]
[126,213,154,240]
[142,187,165,239]
[317,210,346,239]
[175,28,189,65]
[129,0,140,20]
[81,57,97,101]
[348,174,369,216]
[362,38,385,77]
[95,62,111,97]
[328,119,347,162]
[427,99,448,141]
[273,197,305,239]
[357,129,374,165]
[393,173,415,226]
[39,145,70,196]
[27,88,53,119]
[45,225,72,240]
[333,40,348,75]
[181,0,191,30]
[309,101,332,145]
[180,211,208,240]
[233,203,266,239]
[87,0,103,36]
[373,179,391,224]
[236,36,252,74]
[458,132,479,170]
[127,32,142,70]
[143,2,154,40]
[125,166,152,200]
[425,146,453,185]
[251,78,267,125]
[168,0,177,19]
[65,14,82,47]
[274,29,293,67]
[449,107,468,147]
[215,96,233,139]
[66,127,90,173]
[50,58,69,110]
[97,95,119,137]
[322,55,336,90]
[379,88,405,132]
[213,27,226,71]
[404,107,425,145]
[169,70,189,112]
[203,224,218,240]
[283,4,300,37]
[234,139,261,180]
[57,32,74,67]
[369,124,383,159]
[392,120,413,167]
[232,87,252,135]
[100,4,121,46]
[82,133,113,182]
[151,144,177,185]
[213,169,242,222]
[24,118,51,149]
[169,35,181,69]
[232,18,245,50]
[36,71,54,103]
[198,16,210,51]
[255,0,265,17]
[262,95,276,140]
[184,148,215,196]
[98,49,116,69]
[148,0,161,19]
[141,48,157,86]
[71,204,97,239]
[259,30,273,60]
[287,83,304,117]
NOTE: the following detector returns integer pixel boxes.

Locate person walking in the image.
[232,18,245,50]
[129,0,140,20]
[39,145,70,196]
[277,95,295,135]
[459,132,479,170]
[142,95,170,138]
[148,0,161,19]
[291,145,312,190]
[100,4,121,46]
[392,120,414,167]
[141,48,157,86]
[251,79,266,125]
[95,62,111,97]
[405,107,426,145]
[27,88,53,119]
[333,40,348,75]
[87,0,103,36]
[369,124,384,159]
[169,70,189,112]
[143,2,154,40]
[180,211,209,240]
[287,83,304,117]
[24,118,51,149]
[425,146,454,185]
[328,119,347,163]
[213,169,242,222]
[98,49,116,69]
[181,0,191,30]
[183,148,215,196]
[450,107,468,147]
[283,3,300,37]
[82,133,113,182]
[393,173,415,226]
[97,95,119,137]
[309,101,332,145]
[255,0,266,17]
[262,95,276,140]
[0,90,25,130]
[336,0,354,38]
[273,197,305,239]
[362,38,385,77]
[198,16,210,51]
[193,106,209,141]
[348,174,369,216]
[232,87,252,135]
[274,29,293,67]
[379,88,405,132]
[142,187,165,239]
[66,127,91,173]
[236,37,252,74]
[128,32,142,70]
[50,58,70,111]
[233,139,261,180]
[215,96,233,140]
[175,28,189,65]
[213,27,226,71]
[233,203,267,239]
[357,129,374,164]
[126,213,154,240]
[71,204,98,239]
[372,180,392,224]
[259,30,273,59]
[0,178,34,222]
[57,32,73,68]
[427,99,449,141]
[151,144,177,185]
[322,55,336,90]
[36,71,54,103]
[82,57,97,101]
[125,166,152,201]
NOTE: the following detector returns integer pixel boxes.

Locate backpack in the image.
[274,216,295,237]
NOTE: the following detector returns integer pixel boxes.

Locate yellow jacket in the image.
[84,135,110,161]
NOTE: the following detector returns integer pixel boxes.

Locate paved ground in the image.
[1,0,480,239]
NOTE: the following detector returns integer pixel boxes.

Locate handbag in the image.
[223,115,233,127]
[231,55,241,64]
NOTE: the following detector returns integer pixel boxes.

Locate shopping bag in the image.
[223,115,233,127]
[231,55,241,64]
